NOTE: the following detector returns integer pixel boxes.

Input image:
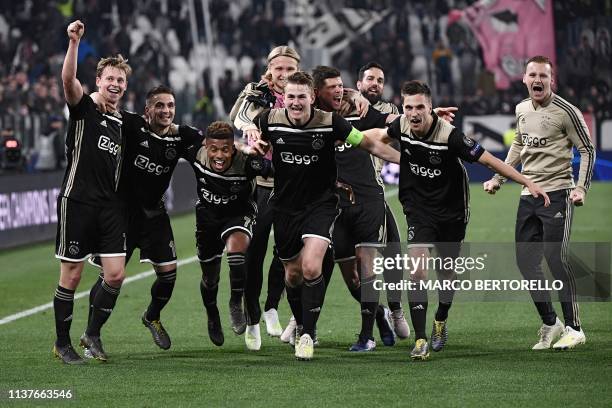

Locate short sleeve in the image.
[361,107,388,129]
[67,93,94,119]
[448,128,485,163]
[387,116,402,141]
[331,112,355,142]
[253,109,271,141]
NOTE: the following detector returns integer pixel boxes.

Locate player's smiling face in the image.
[96,66,127,105]
[205,138,235,172]
[145,93,175,132]
[284,83,314,124]
[316,77,343,112]
[403,93,433,136]
[357,67,384,104]
[269,56,299,93]
[523,62,553,105]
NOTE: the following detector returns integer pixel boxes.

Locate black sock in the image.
[86,280,120,337]
[321,247,335,288]
[54,286,76,347]
[302,275,326,338]
[285,280,303,326]
[359,276,378,339]
[348,284,361,303]
[264,255,285,311]
[200,266,220,319]
[383,267,403,310]
[227,252,246,304]
[435,302,452,321]
[87,273,104,328]
[145,269,177,321]
[408,285,428,340]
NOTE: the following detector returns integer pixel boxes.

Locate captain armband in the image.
[345,128,364,146]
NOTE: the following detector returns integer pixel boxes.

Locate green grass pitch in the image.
[1,183,611,407]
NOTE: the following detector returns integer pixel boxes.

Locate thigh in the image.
[539,189,573,243]
[139,211,177,266]
[515,196,543,243]
[332,208,356,262]
[385,202,401,243]
[96,205,128,257]
[273,210,305,262]
[302,195,340,244]
[55,196,96,261]
[220,213,255,242]
[196,211,225,263]
[353,200,386,249]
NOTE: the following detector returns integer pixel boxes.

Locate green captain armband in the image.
[345,127,364,146]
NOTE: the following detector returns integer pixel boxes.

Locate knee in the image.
[103,268,125,288]
[60,262,83,288]
[284,267,302,288]
[63,272,82,289]
[200,261,221,288]
[301,258,321,280]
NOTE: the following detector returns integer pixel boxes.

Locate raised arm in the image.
[479,150,550,206]
[351,128,400,164]
[62,20,85,106]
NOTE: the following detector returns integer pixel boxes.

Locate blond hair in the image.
[266,46,301,64]
[96,54,132,78]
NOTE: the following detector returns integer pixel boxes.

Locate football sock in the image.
[145,269,177,321]
[200,263,220,319]
[409,285,428,340]
[359,275,378,339]
[302,274,326,338]
[264,255,285,311]
[54,286,75,347]
[227,252,246,304]
[435,301,452,321]
[87,272,104,327]
[87,280,120,337]
[285,280,303,326]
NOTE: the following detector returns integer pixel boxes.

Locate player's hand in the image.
[249,139,269,156]
[67,20,84,41]
[483,178,500,194]
[243,126,261,143]
[90,92,113,113]
[527,182,550,207]
[353,93,369,117]
[433,106,458,123]
[569,188,585,206]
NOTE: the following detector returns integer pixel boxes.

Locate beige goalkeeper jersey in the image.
[494,93,595,194]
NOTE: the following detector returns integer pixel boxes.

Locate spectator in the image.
[34,115,65,172]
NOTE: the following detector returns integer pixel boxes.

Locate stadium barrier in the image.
[0,160,197,250]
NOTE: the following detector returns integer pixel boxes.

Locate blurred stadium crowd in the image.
[0,0,610,172]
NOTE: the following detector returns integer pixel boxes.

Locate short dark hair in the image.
[358,62,385,81]
[146,85,175,105]
[206,121,234,140]
[287,71,314,90]
[525,55,554,72]
[401,80,432,101]
[312,65,341,90]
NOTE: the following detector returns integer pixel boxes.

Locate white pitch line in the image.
[0,256,198,326]
[0,187,400,326]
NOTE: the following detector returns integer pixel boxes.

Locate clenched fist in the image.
[67,20,84,41]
